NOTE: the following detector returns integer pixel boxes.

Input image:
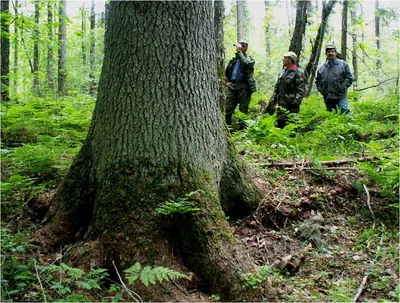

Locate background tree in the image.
[36,1,260,300]
[32,0,39,95]
[215,0,226,113]
[58,0,67,95]
[47,0,54,94]
[350,1,358,89]
[13,0,18,94]
[304,0,337,95]
[375,0,382,68]
[288,0,309,57]
[236,0,244,40]
[341,0,348,60]
[1,0,10,101]
[89,0,95,96]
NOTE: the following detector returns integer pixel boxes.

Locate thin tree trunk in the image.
[288,0,309,58]
[1,0,10,101]
[341,0,348,60]
[81,4,86,69]
[375,0,382,68]
[350,6,358,90]
[58,0,67,95]
[286,0,293,37]
[237,0,244,41]
[305,0,337,95]
[33,0,40,95]
[89,0,95,96]
[264,0,271,60]
[36,1,261,301]
[47,1,54,94]
[214,0,225,113]
[13,0,18,94]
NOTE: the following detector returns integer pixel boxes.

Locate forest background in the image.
[1,0,399,302]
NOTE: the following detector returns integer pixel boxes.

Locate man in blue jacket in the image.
[316,44,353,116]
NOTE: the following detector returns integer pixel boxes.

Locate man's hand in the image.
[235,42,245,53]
[226,82,233,87]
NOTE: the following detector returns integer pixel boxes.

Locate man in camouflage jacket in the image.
[224,40,257,129]
[266,51,307,128]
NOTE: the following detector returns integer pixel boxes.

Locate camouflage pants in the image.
[276,104,300,129]
[225,83,251,126]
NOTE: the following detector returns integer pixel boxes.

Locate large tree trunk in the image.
[36,2,261,300]
[288,0,309,58]
[58,0,67,95]
[89,0,95,96]
[305,0,337,95]
[214,0,226,113]
[341,0,348,60]
[47,1,54,94]
[1,0,10,101]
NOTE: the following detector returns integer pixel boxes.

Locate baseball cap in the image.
[283,51,298,63]
[325,44,337,50]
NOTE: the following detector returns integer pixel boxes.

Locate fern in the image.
[155,190,203,215]
[124,262,188,287]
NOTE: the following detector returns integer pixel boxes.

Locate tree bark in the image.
[33,0,40,95]
[13,0,18,94]
[37,2,261,300]
[47,1,54,94]
[236,0,244,41]
[375,0,382,68]
[341,0,348,60]
[89,0,95,96]
[58,0,67,95]
[214,0,226,113]
[288,0,309,58]
[1,0,10,101]
[350,5,358,90]
[305,0,337,95]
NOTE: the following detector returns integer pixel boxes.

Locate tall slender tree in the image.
[47,0,54,93]
[341,0,348,60]
[1,0,10,101]
[375,0,382,68]
[81,4,87,69]
[236,0,244,41]
[13,0,18,93]
[214,0,225,113]
[264,0,272,61]
[305,0,337,95]
[58,0,67,95]
[350,2,358,89]
[89,0,95,96]
[288,0,309,58]
[33,0,40,95]
[36,1,261,301]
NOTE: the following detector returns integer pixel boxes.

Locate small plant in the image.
[124,262,188,287]
[241,265,272,290]
[155,190,203,215]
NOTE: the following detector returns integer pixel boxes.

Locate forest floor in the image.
[190,159,399,302]
[3,157,399,302]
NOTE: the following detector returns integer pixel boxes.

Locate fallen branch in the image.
[263,156,378,168]
[112,261,142,302]
[354,77,398,92]
[286,166,359,171]
[353,273,369,302]
[363,184,376,222]
[34,260,47,303]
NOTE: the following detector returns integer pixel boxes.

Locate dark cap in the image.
[325,44,337,50]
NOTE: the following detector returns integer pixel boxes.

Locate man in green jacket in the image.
[224,40,257,129]
[266,51,307,128]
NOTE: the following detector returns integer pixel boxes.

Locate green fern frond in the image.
[125,262,188,287]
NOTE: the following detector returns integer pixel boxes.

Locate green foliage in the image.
[124,262,188,287]
[155,190,203,215]
[241,265,273,290]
